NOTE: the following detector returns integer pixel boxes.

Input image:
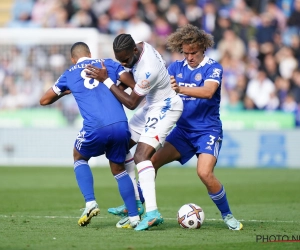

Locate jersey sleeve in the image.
[167,62,176,77]
[104,59,126,84]
[204,63,223,85]
[52,73,68,96]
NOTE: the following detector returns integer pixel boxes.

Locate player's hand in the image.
[170,75,180,93]
[85,61,108,82]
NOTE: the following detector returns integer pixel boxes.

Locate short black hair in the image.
[70,42,90,58]
[113,34,136,53]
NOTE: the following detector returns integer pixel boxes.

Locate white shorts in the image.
[129,95,183,150]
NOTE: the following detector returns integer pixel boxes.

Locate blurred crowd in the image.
[1,0,300,126]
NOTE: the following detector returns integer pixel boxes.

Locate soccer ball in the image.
[177,203,205,229]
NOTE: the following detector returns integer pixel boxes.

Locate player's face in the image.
[115,48,139,68]
[182,43,205,68]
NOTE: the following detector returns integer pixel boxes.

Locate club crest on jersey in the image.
[195,73,202,81]
[138,80,150,90]
[145,72,151,79]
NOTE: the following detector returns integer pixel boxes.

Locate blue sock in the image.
[209,185,232,217]
[137,181,145,204]
[74,160,95,202]
[115,171,139,217]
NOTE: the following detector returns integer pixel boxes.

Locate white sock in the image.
[125,152,140,200]
[136,160,157,212]
[129,215,140,223]
[86,200,96,207]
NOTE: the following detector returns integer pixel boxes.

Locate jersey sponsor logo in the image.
[176,73,183,78]
[145,72,151,79]
[178,82,197,98]
[209,68,222,78]
[195,73,202,81]
[178,82,197,87]
[181,96,196,100]
[138,80,150,90]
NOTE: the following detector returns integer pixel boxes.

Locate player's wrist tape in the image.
[103,78,114,89]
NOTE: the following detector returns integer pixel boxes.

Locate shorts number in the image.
[81,70,100,89]
[207,135,215,145]
[146,117,158,129]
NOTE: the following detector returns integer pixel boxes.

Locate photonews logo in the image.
[256,235,300,243]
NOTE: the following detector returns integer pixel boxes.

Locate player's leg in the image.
[151,141,181,173]
[196,134,243,230]
[124,139,144,213]
[126,111,144,206]
[109,160,140,228]
[133,129,184,207]
[106,122,140,228]
[122,142,180,220]
[134,99,183,230]
[133,141,164,230]
[115,126,194,229]
[107,111,145,217]
[107,147,144,217]
[73,146,100,227]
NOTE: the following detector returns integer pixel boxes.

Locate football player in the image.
[153,24,243,230]
[86,34,183,231]
[40,42,140,228]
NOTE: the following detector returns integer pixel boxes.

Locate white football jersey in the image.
[132,42,176,108]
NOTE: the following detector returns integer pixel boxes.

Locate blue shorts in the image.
[166,126,223,165]
[74,121,131,164]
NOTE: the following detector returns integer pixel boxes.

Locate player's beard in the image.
[127,54,139,68]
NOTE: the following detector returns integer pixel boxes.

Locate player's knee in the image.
[134,152,145,164]
[139,136,161,151]
[151,153,160,171]
[197,169,213,183]
[73,147,88,162]
[110,163,126,175]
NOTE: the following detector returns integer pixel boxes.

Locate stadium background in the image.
[0,0,299,168]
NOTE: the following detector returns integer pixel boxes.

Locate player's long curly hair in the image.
[167,24,214,53]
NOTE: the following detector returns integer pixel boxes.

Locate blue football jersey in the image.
[168,56,223,132]
[53,57,127,131]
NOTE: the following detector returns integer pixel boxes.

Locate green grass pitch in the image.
[0,166,299,250]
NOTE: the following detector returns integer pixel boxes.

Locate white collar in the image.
[76,57,93,63]
[183,56,209,69]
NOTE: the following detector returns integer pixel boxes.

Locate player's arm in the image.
[117,82,129,91]
[40,87,71,105]
[85,64,136,89]
[118,71,136,90]
[110,83,144,110]
[86,62,143,110]
[109,69,144,110]
[40,74,71,105]
[171,76,219,99]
